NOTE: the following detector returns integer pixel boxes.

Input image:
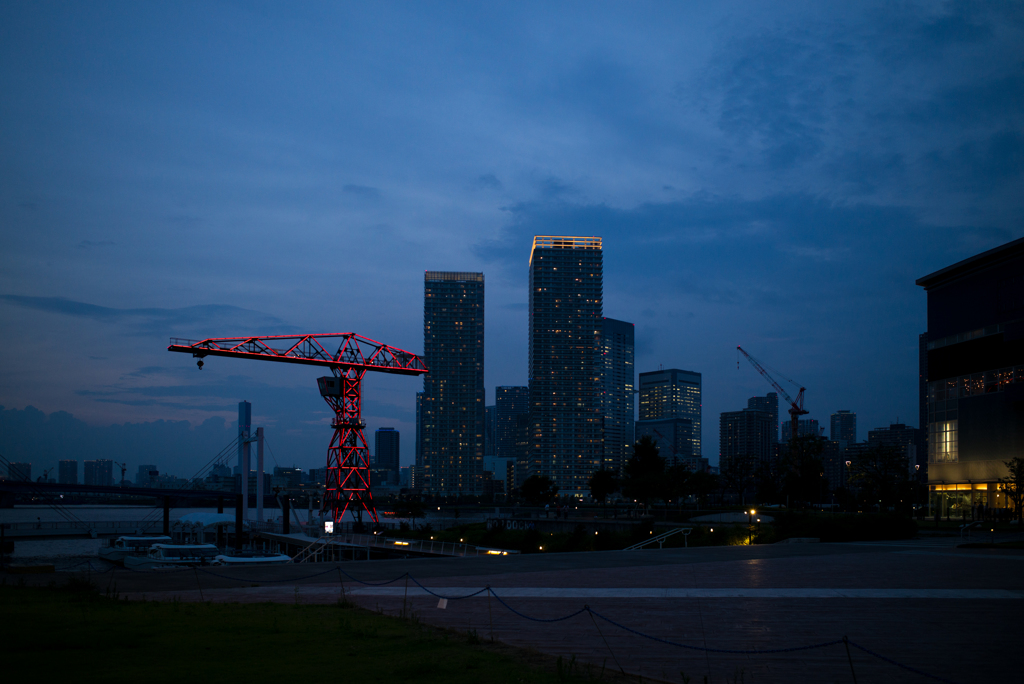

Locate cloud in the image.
[342,184,381,199]
[475,173,502,190]
[0,296,301,337]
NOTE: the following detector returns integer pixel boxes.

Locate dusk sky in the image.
[2,2,1022,478]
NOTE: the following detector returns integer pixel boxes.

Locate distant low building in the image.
[6,462,31,482]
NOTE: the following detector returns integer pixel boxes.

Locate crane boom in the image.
[169,333,427,526]
[168,333,426,375]
[736,346,808,442]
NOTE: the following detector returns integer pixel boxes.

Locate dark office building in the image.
[747,392,778,444]
[830,410,857,446]
[528,236,604,496]
[638,368,702,459]
[58,460,78,485]
[867,423,921,475]
[719,408,774,469]
[6,462,31,481]
[84,459,114,487]
[601,317,635,474]
[421,271,485,495]
[917,236,1024,516]
[374,427,400,482]
[495,386,529,460]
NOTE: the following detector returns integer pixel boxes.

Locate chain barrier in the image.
[50,559,962,682]
[847,640,961,684]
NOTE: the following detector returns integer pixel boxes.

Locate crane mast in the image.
[736,346,808,442]
[170,333,427,526]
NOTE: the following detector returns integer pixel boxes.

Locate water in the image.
[0,504,360,566]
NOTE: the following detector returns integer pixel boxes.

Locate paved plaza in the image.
[94,543,1022,682]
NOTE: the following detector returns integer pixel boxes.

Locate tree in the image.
[999,457,1024,523]
[848,444,909,511]
[588,468,619,504]
[519,474,558,506]
[780,434,826,508]
[688,470,719,509]
[720,455,755,505]
[622,436,666,506]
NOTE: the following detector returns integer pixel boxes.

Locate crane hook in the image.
[197,359,204,370]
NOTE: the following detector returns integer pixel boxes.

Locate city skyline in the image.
[2,4,1022,478]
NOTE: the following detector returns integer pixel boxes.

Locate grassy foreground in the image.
[0,580,595,684]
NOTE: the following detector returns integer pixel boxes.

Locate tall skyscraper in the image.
[747,393,778,444]
[58,460,78,485]
[719,409,773,470]
[495,386,529,459]
[528,236,604,495]
[637,369,702,460]
[601,318,635,474]
[415,391,424,467]
[421,271,485,495]
[374,427,400,481]
[484,405,496,457]
[830,410,857,445]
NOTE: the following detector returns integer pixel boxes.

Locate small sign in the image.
[437,598,448,609]
[325,521,334,534]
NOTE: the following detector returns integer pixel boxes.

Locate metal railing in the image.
[623,527,692,551]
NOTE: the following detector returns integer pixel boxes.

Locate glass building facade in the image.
[917,236,1024,519]
[421,271,485,495]
[601,317,635,474]
[528,236,604,496]
[638,369,702,459]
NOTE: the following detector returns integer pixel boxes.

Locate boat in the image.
[214,550,292,566]
[123,543,221,570]
[98,535,172,564]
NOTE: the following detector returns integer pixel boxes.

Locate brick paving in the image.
[96,544,1022,683]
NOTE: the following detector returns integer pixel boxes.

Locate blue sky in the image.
[1,2,1022,478]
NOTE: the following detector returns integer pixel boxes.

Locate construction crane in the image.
[169,333,427,525]
[736,346,809,442]
[114,461,128,486]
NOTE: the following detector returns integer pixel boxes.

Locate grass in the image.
[0,580,598,684]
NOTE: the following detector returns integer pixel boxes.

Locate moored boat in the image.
[124,543,220,570]
[98,535,172,564]
[214,551,292,566]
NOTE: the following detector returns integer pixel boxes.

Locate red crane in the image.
[169,333,427,526]
[736,346,808,442]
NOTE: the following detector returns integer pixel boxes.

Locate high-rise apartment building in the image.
[58,460,78,485]
[84,459,114,487]
[495,386,529,460]
[528,236,604,495]
[374,427,400,483]
[484,405,496,457]
[747,393,778,443]
[637,369,702,461]
[421,271,485,495]
[780,418,821,441]
[830,410,857,445]
[601,317,635,474]
[415,391,424,467]
[719,409,774,469]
